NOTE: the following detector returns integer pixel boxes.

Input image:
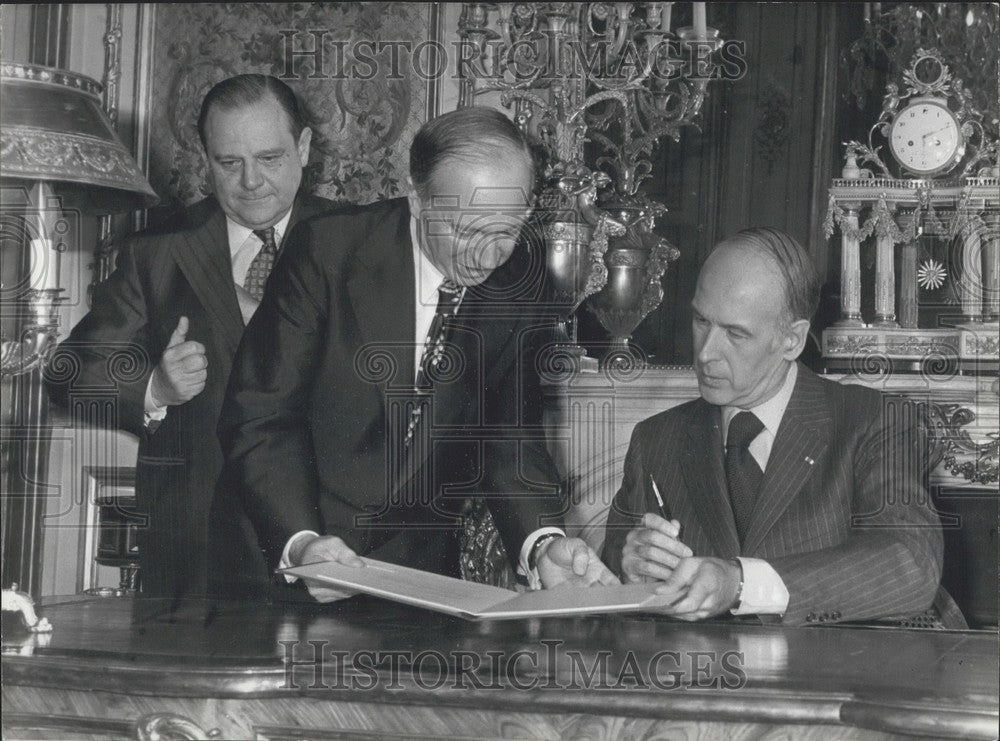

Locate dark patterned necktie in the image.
[404,279,462,447]
[244,227,278,301]
[460,496,514,588]
[725,411,765,544]
[401,280,511,586]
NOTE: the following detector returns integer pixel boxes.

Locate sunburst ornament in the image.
[917,259,947,290]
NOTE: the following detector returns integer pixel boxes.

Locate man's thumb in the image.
[168,316,189,347]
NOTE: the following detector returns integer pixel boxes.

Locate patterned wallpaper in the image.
[147,3,436,208]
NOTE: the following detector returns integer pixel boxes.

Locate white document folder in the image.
[279,558,670,620]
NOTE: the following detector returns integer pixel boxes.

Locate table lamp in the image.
[1,61,158,378]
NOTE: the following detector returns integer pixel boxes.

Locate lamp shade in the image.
[1,62,158,214]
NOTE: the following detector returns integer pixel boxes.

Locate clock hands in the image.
[921,125,952,142]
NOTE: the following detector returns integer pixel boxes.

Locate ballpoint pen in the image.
[649,474,683,541]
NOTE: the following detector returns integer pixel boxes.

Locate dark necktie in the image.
[405,279,462,446]
[244,227,278,301]
[725,411,765,545]
[402,280,511,586]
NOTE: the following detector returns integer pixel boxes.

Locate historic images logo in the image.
[276,31,748,83]
[281,639,748,692]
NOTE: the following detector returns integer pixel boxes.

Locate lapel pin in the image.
[804,456,815,466]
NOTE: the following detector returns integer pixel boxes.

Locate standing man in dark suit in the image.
[603,228,963,627]
[46,74,334,598]
[214,107,616,600]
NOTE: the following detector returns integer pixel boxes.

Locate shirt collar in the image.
[722,362,798,442]
[410,212,448,306]
[226,208,294,257]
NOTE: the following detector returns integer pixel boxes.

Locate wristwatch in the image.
[528,533,563,572]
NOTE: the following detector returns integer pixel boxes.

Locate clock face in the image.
[889,100,964,175]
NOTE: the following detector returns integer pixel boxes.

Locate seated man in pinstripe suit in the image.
[602,228,963,627]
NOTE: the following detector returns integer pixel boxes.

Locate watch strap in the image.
[728,557,745,613]
[527,533,563,572]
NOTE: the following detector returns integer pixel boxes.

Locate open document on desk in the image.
[279,558,672,620]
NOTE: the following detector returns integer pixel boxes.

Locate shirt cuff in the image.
[731,557,789,615]
[143,374,167,425]
[279,530,320,583]
[518,526,566,591]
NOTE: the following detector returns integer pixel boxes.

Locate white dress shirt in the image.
[227,210,292,287]
[412,221,451,378]
[282,215,564,586]
[720,362,798,615]
[143,210,293,421]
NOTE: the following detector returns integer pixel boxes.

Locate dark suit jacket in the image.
[46,194,335,598]
[212,198,565,598]
[602,364,963,627]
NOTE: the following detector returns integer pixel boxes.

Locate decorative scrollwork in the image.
[461,4,725,199]
[353,345,401,385]
[848,350,891,379]
[884,334,958,358]
[0,288,64,379]
[134,712,220,741]
[826,333,878,356]
[423,342,466,385]
[583,214,621,297]
[1,329,56,378]
[902,48,953,97]
[107,345,151,384]
[536,341,581,382]
[601,342,647,383]
[639,236,678,318]
[927,403,999,485]
[42,345,83,384]
[845,140,891,179]
[965,334,1000,357]
[0,130,151,193]
[918,351,957,382]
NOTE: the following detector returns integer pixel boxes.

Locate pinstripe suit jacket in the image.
[602,364,962,627]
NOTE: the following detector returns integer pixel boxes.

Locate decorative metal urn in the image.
[539,170,625,323]
[587,197,680,356]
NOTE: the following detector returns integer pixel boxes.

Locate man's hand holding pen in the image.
[621,512,692,583]
[622,479,743,619]
[622,475,692,584]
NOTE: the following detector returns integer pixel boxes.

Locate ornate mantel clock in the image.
[886,52,967,177]
[823,48,999,374]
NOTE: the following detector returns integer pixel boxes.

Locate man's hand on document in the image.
[290,534,363,603]
[537,536,621,590]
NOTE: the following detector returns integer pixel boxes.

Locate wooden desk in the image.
[3,596,997,740]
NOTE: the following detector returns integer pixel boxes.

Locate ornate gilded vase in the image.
[586,198,680,358]
[538,171,623,320]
